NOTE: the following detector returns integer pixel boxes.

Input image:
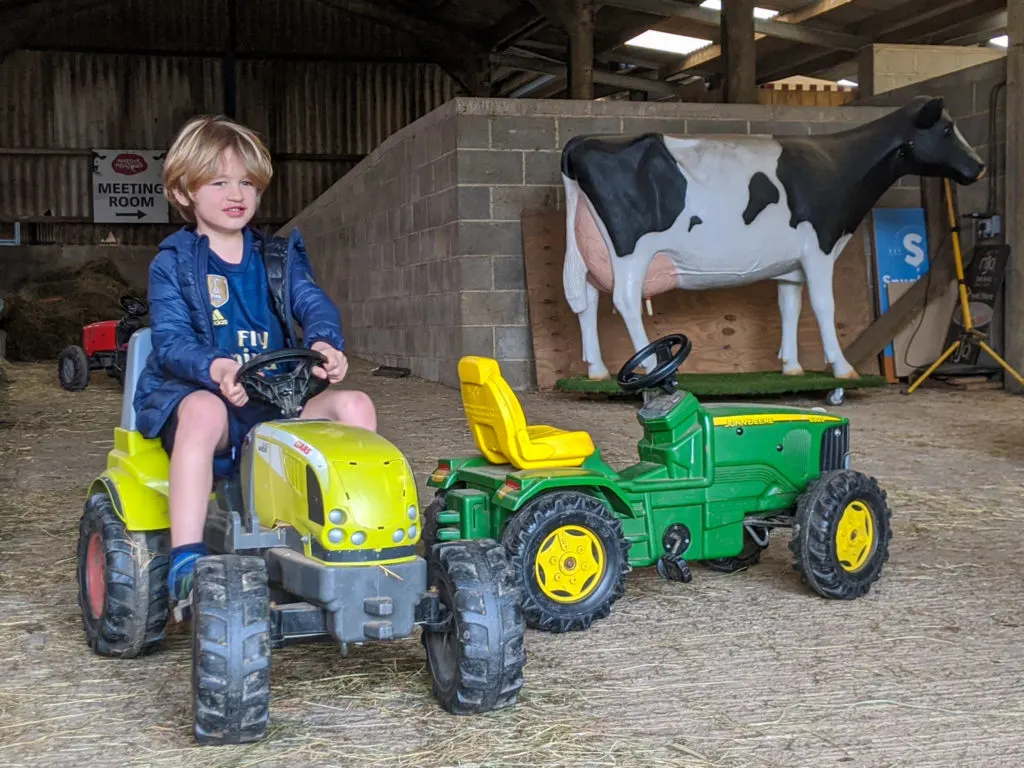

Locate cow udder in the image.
[575,196,679,297]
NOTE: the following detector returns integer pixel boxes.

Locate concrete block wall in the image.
[858,44,1005,99]
[284,103,463,387]
[287,95,926,391]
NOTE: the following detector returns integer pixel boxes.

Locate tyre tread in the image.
[789,470,892,600]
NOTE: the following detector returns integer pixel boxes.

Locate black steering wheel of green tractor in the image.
[235,348,331,418]
[119,295,149,317]
[616,333,692,394]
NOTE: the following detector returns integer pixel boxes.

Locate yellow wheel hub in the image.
[835,500,875,573]
[535,524,605,603]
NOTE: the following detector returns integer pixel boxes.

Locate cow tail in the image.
[561,173,589,315]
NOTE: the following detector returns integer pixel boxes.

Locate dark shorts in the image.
[159,394,283,478]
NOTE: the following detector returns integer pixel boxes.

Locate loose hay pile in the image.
[0,259,132,362]
[3,362,1024,767]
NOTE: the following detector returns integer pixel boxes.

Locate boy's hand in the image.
[310,341,348,384]
[210,357,248,407]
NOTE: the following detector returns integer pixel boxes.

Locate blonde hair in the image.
[162,115,273,222]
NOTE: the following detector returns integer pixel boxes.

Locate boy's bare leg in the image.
[301,389,377,431]
[168,391,231,545]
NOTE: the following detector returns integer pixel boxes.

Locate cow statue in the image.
[560,95,985,380]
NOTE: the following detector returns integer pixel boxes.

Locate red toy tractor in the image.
[58,295,149,391]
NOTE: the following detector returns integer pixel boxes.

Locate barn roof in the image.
[0,0,1007,99]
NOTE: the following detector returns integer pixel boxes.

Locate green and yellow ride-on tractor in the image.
[75,329,526,745]
[423,333,893,633]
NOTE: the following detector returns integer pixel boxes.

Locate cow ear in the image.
[914,97,944,129]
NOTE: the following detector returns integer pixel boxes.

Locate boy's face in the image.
[178,148,259,234]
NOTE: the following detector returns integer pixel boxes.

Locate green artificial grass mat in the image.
[555,371,890,397]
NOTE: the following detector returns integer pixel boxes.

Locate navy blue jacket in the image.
[133,225,345,439]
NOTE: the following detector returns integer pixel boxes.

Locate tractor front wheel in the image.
[76,493,170,657]
[790,470,892,599]
[58,345,91,391]
[502,490,631,633]
[422,539,526,714]
[191,555,271,745]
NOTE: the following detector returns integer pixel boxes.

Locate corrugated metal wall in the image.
[1,0,461,246]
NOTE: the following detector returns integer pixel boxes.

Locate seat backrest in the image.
[120,327,153,432]
[458,356,528,464]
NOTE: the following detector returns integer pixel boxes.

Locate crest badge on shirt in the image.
[207,275,229,308]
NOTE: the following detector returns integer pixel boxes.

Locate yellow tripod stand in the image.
[904,177,1024,394]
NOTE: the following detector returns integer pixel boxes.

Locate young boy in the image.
[132,115,377,617]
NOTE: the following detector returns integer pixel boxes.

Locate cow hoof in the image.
[782,366,804,376]
[834,369,860,380]
[587,367,610,380]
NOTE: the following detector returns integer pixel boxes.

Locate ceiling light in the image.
[626,30,713,56]
[700,0,780,19]
[989,35,1008,47]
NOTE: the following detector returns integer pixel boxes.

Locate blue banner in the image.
[870,208,930,361]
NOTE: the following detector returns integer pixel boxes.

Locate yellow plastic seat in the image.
[458,356,596,470]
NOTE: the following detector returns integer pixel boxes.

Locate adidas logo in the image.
[212,309,227,326]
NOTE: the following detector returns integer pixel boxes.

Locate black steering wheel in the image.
[617,333,692,394]
[235,348,330,418]
[120,295,149,317]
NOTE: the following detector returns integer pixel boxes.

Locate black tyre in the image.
[423,539,526,715]
[789,470,892,600]
[58,345,91,391]
[76,492,170,658]
[501,490,631,633]
[705,527,768,573]
[192,555,271,745]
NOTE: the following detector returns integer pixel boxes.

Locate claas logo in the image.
[112,153,148,175]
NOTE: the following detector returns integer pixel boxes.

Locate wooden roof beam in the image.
[484,3,549,51]
[311,0,481,52]
[490,51,695,97]
[658,0,855,80]
[756,0,1007,83]
[754,0,999,83]
[600,0,868,50]
[0,0,118,62]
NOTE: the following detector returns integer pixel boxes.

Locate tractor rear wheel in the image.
[191,555,271,745]
[58,345,91,391]
[76,492,170,657]
[422,539,526,714]
[501,490,631,633]
[790,470,892,599]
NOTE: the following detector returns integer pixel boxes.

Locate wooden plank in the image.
[521,208,880,391]
[887,277,959,378]
[844,177,961,368]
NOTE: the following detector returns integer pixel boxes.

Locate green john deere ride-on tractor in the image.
[423,333,893,633]
[76,329,526,745]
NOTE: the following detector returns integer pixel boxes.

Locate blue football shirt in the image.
[205,229,286,367]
